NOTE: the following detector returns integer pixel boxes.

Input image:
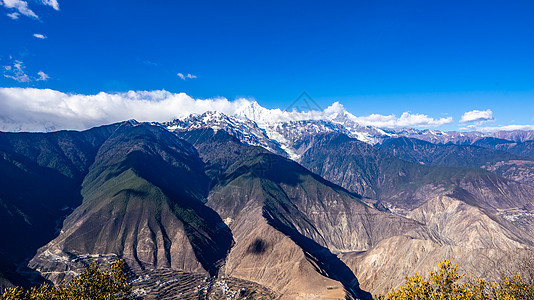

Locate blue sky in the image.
[1,0,533,131]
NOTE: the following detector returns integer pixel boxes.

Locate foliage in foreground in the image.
[1,260,130,300]
[379,259,534,300]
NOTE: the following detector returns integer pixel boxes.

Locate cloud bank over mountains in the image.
[353,112,452,128]
[0,87,529,133]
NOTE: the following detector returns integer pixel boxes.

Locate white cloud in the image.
[41,0,58,10]
[36,71,49,81]
[177,73,197,80]
[2,0,59,19]
[353,112,453,128]
[7,11,19,19]
[3,60,50,83]
[231,100,450,128]
[460,109,494,123]
[33,33,46,39]
[0,88,458,132]
[3,60,31,83]
[0,88,255,132]
[1,0,38,19]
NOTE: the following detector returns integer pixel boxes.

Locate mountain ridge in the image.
[165,111,534,161]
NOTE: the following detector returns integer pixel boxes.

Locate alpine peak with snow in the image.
[163,104,534,161]
[164,106,387,160]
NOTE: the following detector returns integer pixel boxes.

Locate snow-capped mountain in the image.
[164,111,286,156]
[165,108,395,160]
[385,128,534,145]
[259,120,351,160]
[163,101,534,161]
[164,100,396,160]
[383,128,487,145]
[165,116,394,161]
[232,100,389,144]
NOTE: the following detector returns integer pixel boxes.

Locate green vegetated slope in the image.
[378,137,526,168]
[29,123,233,283]
[0,124,119,288]
[379,137,534,187]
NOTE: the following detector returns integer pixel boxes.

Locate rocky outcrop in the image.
[341,195,534,295]
[407,196,526,249]
[341,236,530,296]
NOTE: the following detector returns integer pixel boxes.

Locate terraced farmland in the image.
[130,269,275,299]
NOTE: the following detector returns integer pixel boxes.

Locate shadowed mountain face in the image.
[472,138,534,159]
[378,137,534,187]
[499,141,534,159]
[0,124,119,180]
[29,123,233,282]
[297,133,534,213]
[378,137,526,168]
[0,124,119,287]
[472,137,517,149]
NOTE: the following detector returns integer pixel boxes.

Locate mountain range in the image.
[1,110,534,299]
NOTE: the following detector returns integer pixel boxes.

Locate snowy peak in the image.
[163,106,534,162]
[166,111,235,131]
[164,107,394,160]
[165,111,287,156]
[259,120,351,160]
[233,100,275,124]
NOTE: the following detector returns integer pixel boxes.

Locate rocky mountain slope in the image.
[291,133,534,294]
[0,121,425,298]
[175,126,534,294]
[177,128,435,298]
